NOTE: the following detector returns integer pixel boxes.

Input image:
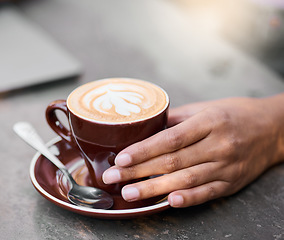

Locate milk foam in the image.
[67,78,168,123]
[83,83,151,116]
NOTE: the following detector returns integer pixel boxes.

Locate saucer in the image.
[29,137,170,219]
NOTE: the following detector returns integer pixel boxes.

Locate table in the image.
[1,0,283,239]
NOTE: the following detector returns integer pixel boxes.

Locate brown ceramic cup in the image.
[45,78,169,205]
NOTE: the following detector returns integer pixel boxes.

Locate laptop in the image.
[0,4,82,94]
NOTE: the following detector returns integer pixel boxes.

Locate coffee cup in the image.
[46,78,169,207]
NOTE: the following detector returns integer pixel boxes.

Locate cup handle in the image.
[45,100,73,144]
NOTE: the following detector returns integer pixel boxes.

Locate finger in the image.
[168,181,230,208]
[103,139,214,184]
[120,162,220,202]
[115,110,213,167]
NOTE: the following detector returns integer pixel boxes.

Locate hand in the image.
[102,95,284,207]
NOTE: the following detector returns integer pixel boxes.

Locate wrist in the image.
[260,94,284,166]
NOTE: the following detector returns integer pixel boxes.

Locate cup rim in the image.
[66,78,169,125]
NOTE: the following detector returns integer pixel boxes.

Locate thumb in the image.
[167,102,210,127]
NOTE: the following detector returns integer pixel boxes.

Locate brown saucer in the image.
[29,137,170,219]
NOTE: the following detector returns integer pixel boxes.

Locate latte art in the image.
[83,83,151,116]
[67,78,168,123]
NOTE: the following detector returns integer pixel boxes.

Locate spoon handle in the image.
[13,122,74,183]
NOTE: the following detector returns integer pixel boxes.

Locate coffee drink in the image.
[67,78,168,123]
[46,78,169,209]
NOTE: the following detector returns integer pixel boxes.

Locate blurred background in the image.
[177,0,284,76]
[1,0,284,104]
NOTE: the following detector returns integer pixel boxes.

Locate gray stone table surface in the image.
[0,0,283,239]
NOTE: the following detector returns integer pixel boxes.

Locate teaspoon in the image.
[13,122,113,210]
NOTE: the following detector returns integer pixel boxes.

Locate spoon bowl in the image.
[13,122,114,210]
[68,184,113,209]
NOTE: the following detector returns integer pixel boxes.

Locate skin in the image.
[102,94,284,208]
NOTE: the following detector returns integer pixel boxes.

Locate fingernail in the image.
[169,195,184,207]
[102,169,121,184]
[115,153,131,166]
[122,187,140,201]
